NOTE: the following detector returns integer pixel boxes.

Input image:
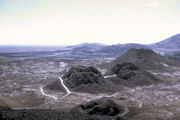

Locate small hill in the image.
[45,66,122,93]
[74,99,126,118]
[45,66,104,91]
[44,78,65,92]
[97,43,148,57]
[102,48,178,72]
[62,66,123,93]
[62,66,104,88]
[108,62,158,87]
[46,64,159,94]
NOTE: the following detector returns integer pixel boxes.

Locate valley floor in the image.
[0,57,180,120]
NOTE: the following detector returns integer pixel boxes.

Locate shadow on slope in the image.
[100,48,179,72]
[107,62,159,88]
[45,66,124,94]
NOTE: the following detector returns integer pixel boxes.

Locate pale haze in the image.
[0,0,180,46]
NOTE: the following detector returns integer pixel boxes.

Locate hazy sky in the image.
[0,0,180,46]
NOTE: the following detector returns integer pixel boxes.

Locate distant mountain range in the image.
[60,33,180,58]
[151,34,180,49]
[150,34,180,53]
[0,34,180,58]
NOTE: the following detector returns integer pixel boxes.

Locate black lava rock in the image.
[110,62,158,87]
[63,66,104,88]
[63,66,102,79]
[116,116,128,120]
[118,70,136,80]
[111,62,139,75]
[0,106,112,120]
[67,72,104,88]
[79,100,124,116]
[111,63,139,80]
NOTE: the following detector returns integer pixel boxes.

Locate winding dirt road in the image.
[39,75,131,117]
[118,105,129,117]
[40,87,58,100]
[40,75,117,100]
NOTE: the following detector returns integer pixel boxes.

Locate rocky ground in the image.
[0,49,180,120]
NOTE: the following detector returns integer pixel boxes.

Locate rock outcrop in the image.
[62,66,104,88]
[76,99,125,117]
[0,106,113,120]
[45,65,124,93]
[103,48,178,72]
[110,62,158,87]
[81,100,123,116]
[111,62,139,80]
[63,66,102,79]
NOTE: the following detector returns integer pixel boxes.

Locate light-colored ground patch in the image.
[173,71,180,77]
[160,62,169,67]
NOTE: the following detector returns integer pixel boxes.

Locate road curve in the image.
[40,87,58,100]
[118,105,129,117]
[39,74,117,100]
[58,74,117,99]
[38,75,130,116]
[59,77,72,98]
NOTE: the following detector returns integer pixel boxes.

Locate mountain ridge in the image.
[101,48,180,73]
[0,34,180,58]
[151,34,180,49]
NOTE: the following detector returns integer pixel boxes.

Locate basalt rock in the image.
[111,62,139,75]
[63,66,104,88]
[78,99,125,116]
[110,62,158,87]
[118,70,136,80]
[63,66,102,79]
[0,106,113,120]
[111,63,139,80]
[104,48,178,72]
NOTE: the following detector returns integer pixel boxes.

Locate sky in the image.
[0,0,180,46]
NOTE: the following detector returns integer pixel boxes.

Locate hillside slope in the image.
[101,48,179,72]
[150,34,180,53]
